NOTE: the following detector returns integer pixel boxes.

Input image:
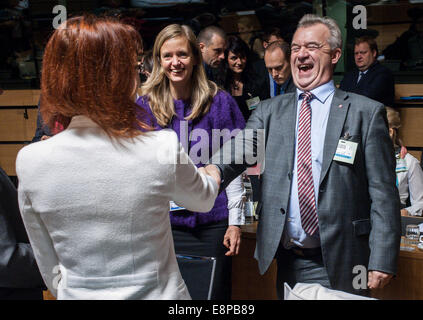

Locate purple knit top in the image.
[136,90,245,228]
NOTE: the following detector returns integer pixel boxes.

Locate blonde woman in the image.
[386,107,423,217]
[137,24,246,300]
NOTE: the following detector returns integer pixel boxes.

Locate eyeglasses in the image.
[290,43,325,54]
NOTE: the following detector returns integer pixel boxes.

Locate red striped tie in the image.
[297,92,318,235]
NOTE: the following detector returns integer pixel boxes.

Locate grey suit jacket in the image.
[212,88,401,293]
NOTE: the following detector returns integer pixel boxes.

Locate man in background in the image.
[340,36,395,106]
[197,25,227,86]
[263,40,296,98]
[206,14,400,298]
[253,27,287,99]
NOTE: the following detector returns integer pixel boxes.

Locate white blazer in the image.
[16,115,218,300]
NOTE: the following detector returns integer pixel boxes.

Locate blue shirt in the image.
[269,74,290,98]
[282,81,336,249]
[269,73,275,97]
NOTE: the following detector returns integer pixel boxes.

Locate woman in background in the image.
[224,35,266,122]
[138,24,245,300]
[16,16,218,300]
[386,107,423,216]
[139,49,153,82]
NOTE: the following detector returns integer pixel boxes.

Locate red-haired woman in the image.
[16,15,219,300]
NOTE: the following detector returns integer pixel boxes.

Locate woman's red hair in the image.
[41,15,150,137]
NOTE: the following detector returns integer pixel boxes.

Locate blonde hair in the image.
[141,24,218,127]
[386,106,403,147]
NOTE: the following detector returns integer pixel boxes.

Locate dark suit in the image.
[0,166,44,299]
[32,107,52,143]
[211,88,401,294]
[339,61,395,107]
[204,62,225,87]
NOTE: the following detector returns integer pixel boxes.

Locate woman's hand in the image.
[198,165,221,188]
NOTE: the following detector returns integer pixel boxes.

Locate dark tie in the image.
[357,71,364,83]
[297,92,318,235]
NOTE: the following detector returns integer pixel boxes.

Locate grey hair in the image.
[297,14,342,50]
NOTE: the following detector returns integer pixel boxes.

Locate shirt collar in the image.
[67,115,99,129]
[296,80,336,104]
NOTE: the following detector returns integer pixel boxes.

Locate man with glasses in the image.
[205,14,400,298]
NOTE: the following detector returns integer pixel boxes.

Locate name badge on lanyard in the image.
[396,158,407,173]
[333,139,358,164]
[170,201,186,212]
[246,96,260,110]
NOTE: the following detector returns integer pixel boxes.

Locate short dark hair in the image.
[355,36,378,56]
[225,35,250,59]
[264,40,290,61]
[261,27,284,43]
[197,25,226,45]
[141,49,153,74]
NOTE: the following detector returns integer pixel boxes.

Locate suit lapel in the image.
[273,93,298,171]
[319,89,350,186]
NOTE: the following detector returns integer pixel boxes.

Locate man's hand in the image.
[223,225,241,256]
[368,270,393,289]
[203,164,221,188]
[41,135,52,141]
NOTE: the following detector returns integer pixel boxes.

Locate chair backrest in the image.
[176,254,216,300]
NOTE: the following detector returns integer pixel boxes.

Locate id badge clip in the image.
[396,158,408,173]
[170,201,186,212]
[333,134,358,165]
[246,96,260,110]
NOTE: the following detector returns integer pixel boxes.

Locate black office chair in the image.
[176,254,216,300]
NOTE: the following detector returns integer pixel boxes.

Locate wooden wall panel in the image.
[408,150,422,162]
[395,84,423,101]
[232,223,278,300]
[371,24,409,53]
[398,108,423,147]
[0,144,26,176]
[0,109,38,141]
[0,90,40,106]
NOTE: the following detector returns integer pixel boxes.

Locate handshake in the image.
[198,165,222,189]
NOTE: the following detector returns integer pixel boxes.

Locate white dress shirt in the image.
[396,152,423,216]
[283,81,335,249]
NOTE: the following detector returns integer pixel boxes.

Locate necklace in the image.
[232,80,242,91]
